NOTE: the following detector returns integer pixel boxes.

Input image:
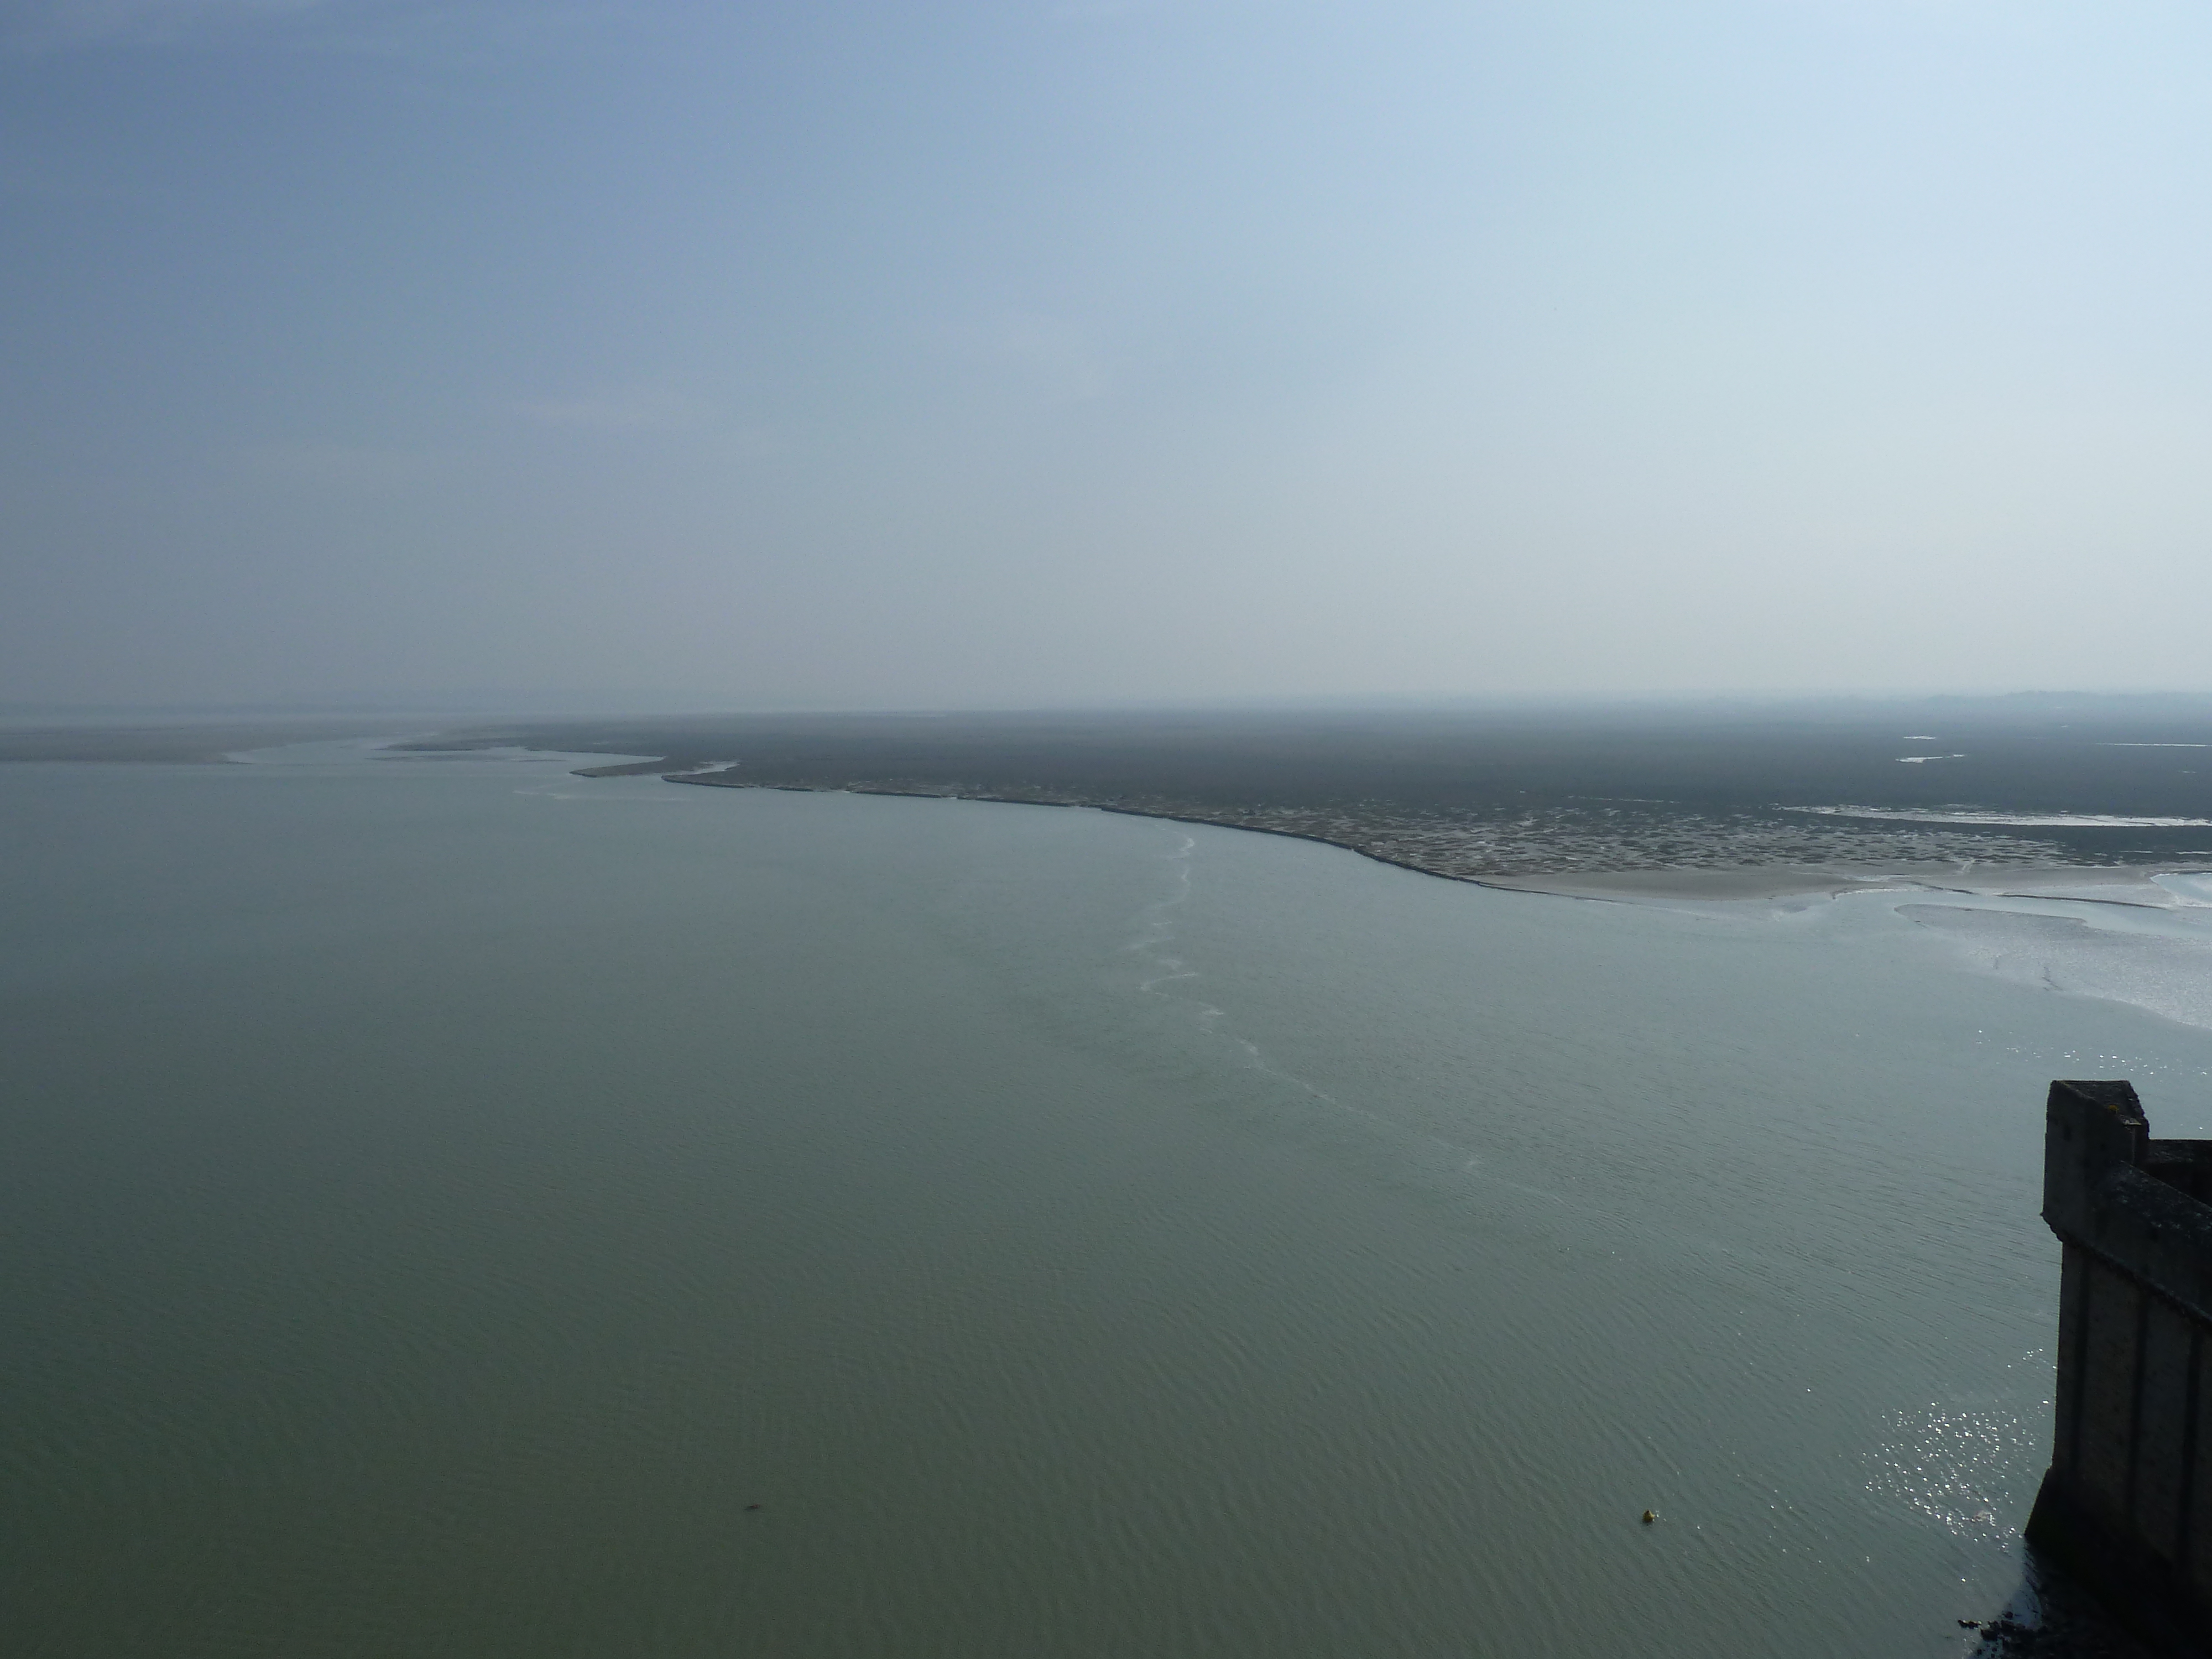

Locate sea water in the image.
[4,747,2211,1657]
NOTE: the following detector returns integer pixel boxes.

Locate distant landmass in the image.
[392,698,2212,894]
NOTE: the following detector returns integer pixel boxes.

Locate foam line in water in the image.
[1786,805,2212,827]
[1122,828,1467,1157]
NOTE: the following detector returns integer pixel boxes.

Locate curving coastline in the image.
[646,768,2210,906]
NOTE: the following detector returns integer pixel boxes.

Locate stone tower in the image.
[2030,1079,2212,1650]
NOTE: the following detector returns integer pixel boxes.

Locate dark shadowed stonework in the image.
[2031,1081,2212,1653]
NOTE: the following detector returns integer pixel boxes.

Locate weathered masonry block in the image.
[2030,1079,2212,1652]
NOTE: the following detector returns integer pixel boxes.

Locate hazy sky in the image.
[5,1,2210,708]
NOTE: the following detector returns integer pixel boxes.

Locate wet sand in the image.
[1481,863,2212,905]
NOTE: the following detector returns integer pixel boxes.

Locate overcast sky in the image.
[4,0,2209,709]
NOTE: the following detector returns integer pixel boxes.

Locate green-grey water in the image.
[6,747,2212,1656]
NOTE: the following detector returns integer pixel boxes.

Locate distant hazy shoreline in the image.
[12,701,2212,902]
[0,719,428,765]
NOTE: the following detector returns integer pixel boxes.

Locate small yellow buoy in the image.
[1640,1510,1657,1525]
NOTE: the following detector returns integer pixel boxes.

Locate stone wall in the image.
[2030,1079,2212,1653]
